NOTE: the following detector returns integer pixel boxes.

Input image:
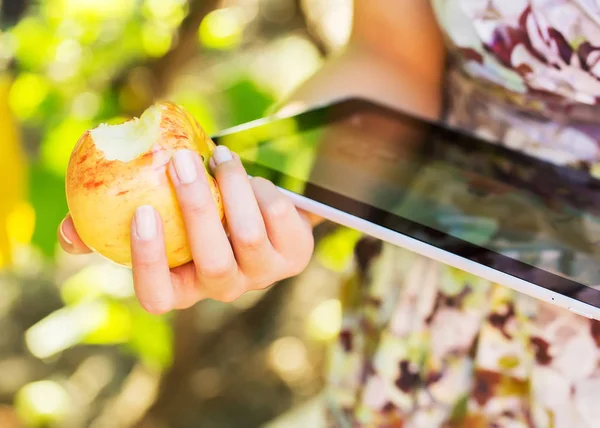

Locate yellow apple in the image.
[65,101,224,268]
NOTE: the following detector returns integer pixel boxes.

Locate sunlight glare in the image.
[198,8,245,50]
[268,336,310,384]
[25,300,109,359]
[15,381,70,426]
[306,299,342,342]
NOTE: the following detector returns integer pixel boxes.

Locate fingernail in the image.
[212,145,233,165]
[59,219,73,245]
[134,205,156,241]
[173,150,198,184]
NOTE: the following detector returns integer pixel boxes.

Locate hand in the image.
[58,146,315,314]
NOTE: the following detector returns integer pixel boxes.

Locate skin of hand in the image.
[58,0,446,313]
[59,145,314,314]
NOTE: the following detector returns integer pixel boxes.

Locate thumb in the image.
[58,214,92,254]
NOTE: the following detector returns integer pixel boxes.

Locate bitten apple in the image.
[65,101,224,268]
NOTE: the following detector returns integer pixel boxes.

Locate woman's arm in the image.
[280,0,447,120]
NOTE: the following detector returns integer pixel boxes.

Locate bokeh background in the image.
[0,0,359,426]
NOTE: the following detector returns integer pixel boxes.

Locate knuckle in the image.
[250,176,272,189]
[235,227,267,250]
[197,258,236,281]
[134,254,163,271]
[215,287,245,303]
[140,297,172,315]
[181,194,214,218]
[265,195,292,221]
[216,163,244,182]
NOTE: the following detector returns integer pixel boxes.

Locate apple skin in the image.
[65,101,224,268]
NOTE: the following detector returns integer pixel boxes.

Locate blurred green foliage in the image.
[3,0,288,261]
[0,0,353,426]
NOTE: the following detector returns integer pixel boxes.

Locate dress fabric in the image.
[325,1,600,427]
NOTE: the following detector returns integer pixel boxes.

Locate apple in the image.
[65,101,224,268]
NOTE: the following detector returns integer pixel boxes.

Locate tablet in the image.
[212,97,600,320]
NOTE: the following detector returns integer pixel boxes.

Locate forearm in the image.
[278,42,444,121]
[280,0,445,114]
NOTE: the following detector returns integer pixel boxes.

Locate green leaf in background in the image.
[315,227,362,273]
[60,262,135,305]
[172,94,218,135]
[141,21,173,57]
[25,294,169,361]
[25,299,116,359]
[224,77,274,126]
[11,16,58,70]
[40,118,92,176]
[198,7,245,51]
[82,300,133,345]
[95,90,122,122]
[14,380,71,428]
[8,73,51,121]
[49,0,137,22]
[142,0,189,30]
[29,163,68,258]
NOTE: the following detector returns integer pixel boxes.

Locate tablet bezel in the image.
[211,97,600,318]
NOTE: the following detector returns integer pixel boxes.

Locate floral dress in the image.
[325,1,600,427]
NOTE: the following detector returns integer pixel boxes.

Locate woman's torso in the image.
[325,1,600,427]
[434,0,600,172]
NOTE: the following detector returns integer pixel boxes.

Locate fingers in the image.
[209,146,276,278]
[167,149,244,300]
[251,177,314,275]
[127,146,315,312]
[130,205,175,314]
[169,262,205,309]
[299,209,324,227]
[58,215,92,254]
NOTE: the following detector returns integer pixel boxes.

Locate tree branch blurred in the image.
[0,0,28,27]
[151,0,220,96]
[115,0,329,116]
[112,0,220,115]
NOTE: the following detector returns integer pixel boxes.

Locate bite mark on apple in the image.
[90,105,161,162]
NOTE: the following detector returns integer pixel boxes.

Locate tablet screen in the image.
[213,98,600,308]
